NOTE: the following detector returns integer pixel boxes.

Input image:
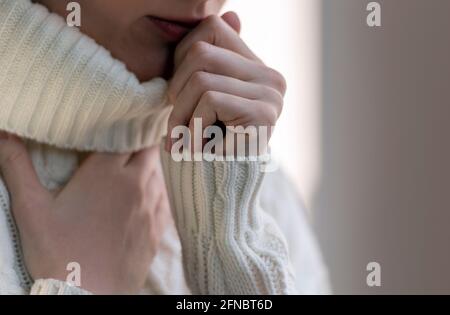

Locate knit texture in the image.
[160,149,296,295]
[0,0,171,153]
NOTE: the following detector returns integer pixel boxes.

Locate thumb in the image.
[0,132,50,214]
[222,11,241,34]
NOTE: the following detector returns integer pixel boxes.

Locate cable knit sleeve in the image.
[30,279,91,295]
[160,149,297,295]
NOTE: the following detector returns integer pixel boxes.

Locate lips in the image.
[148,16,201,42]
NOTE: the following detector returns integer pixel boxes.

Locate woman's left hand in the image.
[166,12,287,155]
[0,134,170,294]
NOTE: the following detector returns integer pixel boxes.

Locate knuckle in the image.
[259,104,279,126]
[261,86,284,107]
[266,68,287,95]
[188,41,211,61]
[201,90,219,105]
[268,107,279,125]
[190,71,210,91]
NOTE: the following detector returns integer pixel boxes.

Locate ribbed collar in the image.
[0,0,171,153]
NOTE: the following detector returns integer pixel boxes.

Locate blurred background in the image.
[225,0,450,294]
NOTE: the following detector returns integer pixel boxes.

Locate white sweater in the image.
[0,0,330,295]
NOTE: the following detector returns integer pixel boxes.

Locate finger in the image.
[222,11,241,34]
[188,95,218,154]
[188,92,277,156]
[190,92,246,128]
[190,91,278,129]
[174,14,260,69]
[168,72,277,133]
[188,92,253,154]
[0,132,51,220]
[169,42,266,102]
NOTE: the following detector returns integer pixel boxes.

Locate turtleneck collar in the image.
[0,0,171,153]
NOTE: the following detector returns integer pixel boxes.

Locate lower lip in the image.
[148,17,190,42]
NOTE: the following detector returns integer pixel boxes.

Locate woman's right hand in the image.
[0,132,170,294]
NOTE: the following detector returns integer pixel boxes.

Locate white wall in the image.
[224,0,322,210]
[315,0,450,294]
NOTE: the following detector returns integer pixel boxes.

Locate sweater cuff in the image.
[160,147,268,239]
[30,279,92,295]
[160,147,294,294]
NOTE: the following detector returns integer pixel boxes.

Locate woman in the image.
[0,0,329,294]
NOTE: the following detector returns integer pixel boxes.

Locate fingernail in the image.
[0,131,9,142]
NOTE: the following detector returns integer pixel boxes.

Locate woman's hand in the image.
[166,12,287,155]
[0,133,170,294]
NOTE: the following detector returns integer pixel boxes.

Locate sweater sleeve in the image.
[30,279,91,295]
[160,149,297,295]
